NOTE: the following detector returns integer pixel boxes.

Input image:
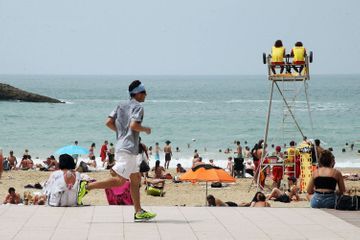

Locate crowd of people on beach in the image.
[1,135,358,210]
[1,79,359,223]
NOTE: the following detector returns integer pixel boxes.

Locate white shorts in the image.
[112,151,140,179]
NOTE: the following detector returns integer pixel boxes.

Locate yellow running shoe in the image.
[77,180,89,205]
[134,209,157,222]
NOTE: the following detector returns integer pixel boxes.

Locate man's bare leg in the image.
[129,172,142,213]
[87,169,126,190]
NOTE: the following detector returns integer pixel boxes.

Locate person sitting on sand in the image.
[43,154,82,207]
[3,187,21,204]
[19,156,34,170]
[250,192,271,207]
[307,150,345,209]
[207,194,238,207]
[23,149,31,160]
[42,155,58,171]
[244,158,255,177]
[23,191,47,205]
[176,163,186,173]
[151,160,166,179]
[192,157,203,168]
[267,176,300,203]
[8,150,17,170]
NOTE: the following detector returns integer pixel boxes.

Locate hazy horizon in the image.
[1,0,359,75]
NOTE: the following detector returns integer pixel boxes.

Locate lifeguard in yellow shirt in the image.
[285,140,300,178]
[271,40,286,74]
[291,41,307,74]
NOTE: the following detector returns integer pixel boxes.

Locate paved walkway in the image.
[0,205,359,240]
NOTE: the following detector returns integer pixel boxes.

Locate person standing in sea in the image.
[163,140,172,169]
[77,80,156,221]
[88,143,95,159]
[100,140,108,167]
[154,142,160,162]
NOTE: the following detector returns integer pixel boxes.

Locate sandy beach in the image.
[1,167,360,208]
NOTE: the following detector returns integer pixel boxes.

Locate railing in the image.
[262,52,313,81]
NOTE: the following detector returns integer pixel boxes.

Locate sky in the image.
[0,0,359,75]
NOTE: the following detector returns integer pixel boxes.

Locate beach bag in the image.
[105,181,133,205]
[211,182,222,188]
[146,186,163,197]
[335,195,359,211]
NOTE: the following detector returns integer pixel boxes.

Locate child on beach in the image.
[3,187,21,204]
[176,163,186,173]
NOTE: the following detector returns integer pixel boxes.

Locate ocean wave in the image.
[148,100,206,104]
[226,99,282,104]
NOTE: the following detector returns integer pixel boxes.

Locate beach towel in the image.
[105,181,133,205]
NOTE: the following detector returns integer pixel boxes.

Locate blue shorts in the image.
[310,192,336,209]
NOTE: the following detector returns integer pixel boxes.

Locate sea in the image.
[1,74,359,168]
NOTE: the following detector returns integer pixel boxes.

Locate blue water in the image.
[1,74,359,168]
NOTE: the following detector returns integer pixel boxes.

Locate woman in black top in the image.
[307,150,345,208]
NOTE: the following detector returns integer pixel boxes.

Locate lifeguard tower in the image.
[255,51,314,191]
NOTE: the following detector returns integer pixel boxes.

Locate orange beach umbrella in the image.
[180,164,236,205]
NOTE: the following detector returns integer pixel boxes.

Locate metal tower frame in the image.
[255,52,314,191]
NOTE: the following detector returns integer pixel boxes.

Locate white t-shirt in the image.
[43,170,81,207]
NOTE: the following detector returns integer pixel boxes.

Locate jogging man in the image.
[77,80,156,221]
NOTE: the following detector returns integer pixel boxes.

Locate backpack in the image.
[335,195,359,211]
[105,181,133,205]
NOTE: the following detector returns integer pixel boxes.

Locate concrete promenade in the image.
[0,205,359,240]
